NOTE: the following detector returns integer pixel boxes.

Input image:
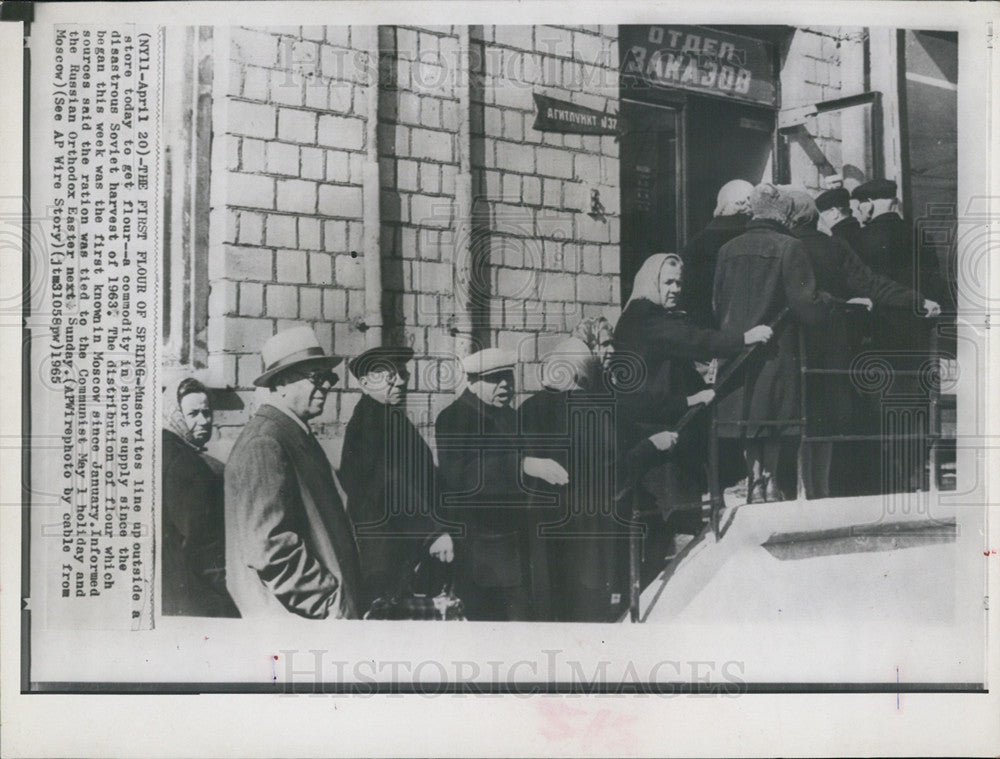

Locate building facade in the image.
[160,24,957,464]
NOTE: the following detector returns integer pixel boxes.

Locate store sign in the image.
[621,26,777,107]
[532,93,619,135]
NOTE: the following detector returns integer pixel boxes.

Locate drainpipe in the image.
[361,25,383,347]
[451,25,476,358]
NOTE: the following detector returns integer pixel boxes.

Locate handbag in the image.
[363,553,466,621]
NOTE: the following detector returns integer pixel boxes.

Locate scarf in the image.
[162,376,209,451]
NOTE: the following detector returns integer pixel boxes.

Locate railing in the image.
[626,304,946,623]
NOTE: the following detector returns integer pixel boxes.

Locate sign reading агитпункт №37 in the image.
[532,93,619,135]
[621,25,777,107]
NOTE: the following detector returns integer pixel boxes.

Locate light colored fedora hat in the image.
[254,325,342,388]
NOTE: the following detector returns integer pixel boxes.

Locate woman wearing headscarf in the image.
[162,377,240,617]
[613,254,773,558]
[713,184,836,503]
[570,316,615,372]
[519,338,678,621]
[784,189,931,498]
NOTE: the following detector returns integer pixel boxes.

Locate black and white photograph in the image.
[2,1,999,756]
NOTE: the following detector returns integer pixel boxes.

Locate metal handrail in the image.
[627,304,946,622]
[626,308,791,622]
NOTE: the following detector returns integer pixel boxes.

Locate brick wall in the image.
[781,27,867,192]
[204,24,622,464]
[378,25,463,433]
[207,25,372,462]
[468,24,621,412]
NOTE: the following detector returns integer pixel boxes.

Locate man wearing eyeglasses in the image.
[338,346,454,614]
[224,326,361,619]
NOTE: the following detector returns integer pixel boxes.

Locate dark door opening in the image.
[619,99,682,303]
[686,96,775,237]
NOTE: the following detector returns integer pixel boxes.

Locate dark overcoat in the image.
[713,218,835,438]
[792,226,918,434]
[338,394,441,610]
[830,215,864,255]
[519,388,629,622]
[613,300,744,510]
[435,388,538,620]
[162,430,240,618]
[853,212,937,355]
[679,214,748,327]
[225,404,361,619]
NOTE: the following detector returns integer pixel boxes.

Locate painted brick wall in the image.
[204,24,624,465]
[468,24,621,413]
[781,27,867,192]
[378,25,463,432]
[207,25,372,462]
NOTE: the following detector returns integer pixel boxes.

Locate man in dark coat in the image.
[816,186,864,254]
[786,190,938,499]
[338,347,454,613]
[713,183,837,503]
[225,326,361,619]
[434,348,567,621]
[850,179,943,492]
[680,179,753,328]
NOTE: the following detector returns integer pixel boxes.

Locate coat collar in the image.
[868,212,902,226]
[789,224,824,240]
[746,218,793,235]
[257,402,314,440]
[832,216,861,231]
[705,214,748,232]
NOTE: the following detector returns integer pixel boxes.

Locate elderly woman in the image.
[785,189,936,498]
[162,377,239,617]
[614,253,772,544]
[713,184,836,503]
[519,338,679,621]
[570,316,615,371]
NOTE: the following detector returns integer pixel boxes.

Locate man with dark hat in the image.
[225,326,361,619]
[850,178,944,299]
[815,186,864,254]
[850,179,943,493]
[338,346,454,614]
[434,348,568,621]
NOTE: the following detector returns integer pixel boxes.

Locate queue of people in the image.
[161,178,942,623]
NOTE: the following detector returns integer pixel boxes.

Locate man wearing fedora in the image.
[434,348,568,621]
[225,326,361,619]
[338,346,454,613]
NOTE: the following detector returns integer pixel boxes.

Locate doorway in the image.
[619,95,775,303]
[686,96,775,236]
[619,98,682,303]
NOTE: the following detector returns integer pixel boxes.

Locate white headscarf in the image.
[541,337,602,392]
[713,179,754,217]
[625,253,683,310]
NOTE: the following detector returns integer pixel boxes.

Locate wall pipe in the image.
[361,25,383,347]
[451,25,476,358]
